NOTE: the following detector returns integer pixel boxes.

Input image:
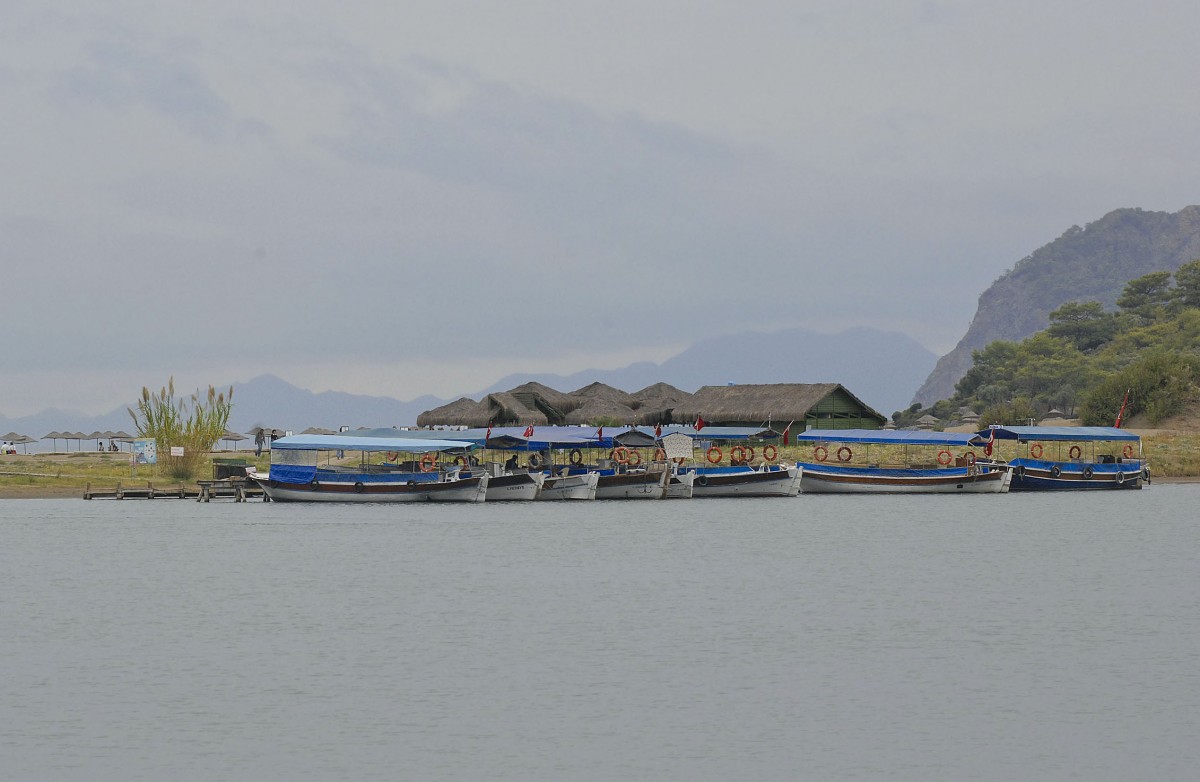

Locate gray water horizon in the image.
[3,488,1198,780]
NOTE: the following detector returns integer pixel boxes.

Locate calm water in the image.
[2,487,1198,781]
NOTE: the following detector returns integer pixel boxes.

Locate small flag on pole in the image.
[782,421,792,446]
[1114,388,1131,428]
[694,415,706,432]
[523,424,535,438]
[654,423,662,438]
[595,425,604,439]
[485,422,493,441]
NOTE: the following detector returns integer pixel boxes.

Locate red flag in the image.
[1114,388,1131,428]
[523,424,535,438]
[485,422,493,440]
[984,427,995,456]
[654,423,662,438]
[694,415,706,432]
[782,422,791,446]
[595,425,604,439]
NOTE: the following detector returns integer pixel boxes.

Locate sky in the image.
[3,1,1199,417]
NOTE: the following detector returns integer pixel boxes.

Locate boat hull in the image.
[249,471,488,503]
[689,465,802,497]
[1004,459,1145,491]
[595,470,668,499]
[665,470,696,499]
[538,472,599,500]
[482,471,545,501]
[797,463,1010,494]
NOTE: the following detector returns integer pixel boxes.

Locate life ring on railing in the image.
[1030,442,1043,459]
[964,451,976,466]
[1082,465,1094,480]
[385,451,399,462]
[653,448,666,461]
[1123,444,1135,459]
[1069,445,1082,460]
[419,453,437,472]
[627,449,642,466]
[706,446,722,464]
[814,446,828,462]
[730,445,747,463]
[672,456,687,466]
[453,455,468,467]
[937,450,952,466]
[762,444,778,462]
[837,446,853,463]
[527,452,543,469]
[613,446,630,464]
[568,448,583,465]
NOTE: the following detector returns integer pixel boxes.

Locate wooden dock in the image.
[84,480,265,501]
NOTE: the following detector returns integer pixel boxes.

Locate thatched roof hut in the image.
[416,397,488,428]
[671,383,885,430]
[569,382,637,409]
[630,382,690,424]
[505,381,580,421]
[563,398,639,426]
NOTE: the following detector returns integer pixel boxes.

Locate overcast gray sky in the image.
[3,1,1198,416]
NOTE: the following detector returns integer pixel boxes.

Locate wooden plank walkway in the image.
[84,480,265,501]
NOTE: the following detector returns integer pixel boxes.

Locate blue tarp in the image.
[795,429,985,446]
[270,434,475,452]
[269,464,317,484]
[980,426,1140,442]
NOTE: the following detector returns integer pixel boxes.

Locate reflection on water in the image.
[3,487,1199,781]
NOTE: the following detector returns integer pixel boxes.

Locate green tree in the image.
[1077,351,1199,426]
[1046,300,1117,352]
[128,378,234,480]
[1116,271,1173,322]
[1173,259,1200,309]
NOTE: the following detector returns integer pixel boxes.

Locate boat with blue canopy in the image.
[795,429,1011,493]
[977,425,1147,490]
[246,433,488,502]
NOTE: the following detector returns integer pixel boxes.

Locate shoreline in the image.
[3,477,1198,500]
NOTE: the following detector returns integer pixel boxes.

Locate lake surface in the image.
[3,487,1199,781]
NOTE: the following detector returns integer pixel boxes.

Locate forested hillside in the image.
[897,264,1200,428]
[913,206,1200,405]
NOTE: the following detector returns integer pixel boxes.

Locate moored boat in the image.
[687,464,802,497]
[795,429,1011,494]
[979,425,1147,490]
[247,433,487,503]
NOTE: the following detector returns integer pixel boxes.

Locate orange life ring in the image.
[937,450,952,466]
[1122,444,1135,458]
[837,446,853,463]
[1068,445,1082,460]
[672,456,686,466]
[569,448,583,465]
[814,446,828,462]
[706,446,722,464]
[964,451,976,466]
[627,449,642,466]
[613,446,630,464]
[653,448,666,461]
[745,446,756,462]
[730,445,747,462]
[1030,442,1043,459]
[762,444,778,462]
[419,453,437,472]
[385,451,399,462]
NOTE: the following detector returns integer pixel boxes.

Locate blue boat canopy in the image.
[270,434,475,452]
[980,426,1140,442]
[795,428,985,447]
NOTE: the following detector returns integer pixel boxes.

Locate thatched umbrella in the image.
[221,430,249,449]
[41,431,64,451]
[2,432,35,454]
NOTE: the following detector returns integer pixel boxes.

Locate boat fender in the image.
[1069,445,1082,460]
[1050,464,1062,478]
[354,482,365,493]
[568,448,583,466]
[696,475,708,487]
[706,446,722,464]
[1123,444,1135,458]
[613,446,630,464]
[837,446,853,463]
[528,453,543,469]
[419,453,437,472]
[1142,466,1151,483]
[813,446,828,463]
[937,450,952,466]
[1082,465,1094,480]
[1030,442,1044,459]
[653,448,666,462]
[1115,471,1125,485]
[627,449,642,466]
[762,444,778,462]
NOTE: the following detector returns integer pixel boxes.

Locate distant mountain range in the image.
[913,205,1200,405]
[1,326,936,447]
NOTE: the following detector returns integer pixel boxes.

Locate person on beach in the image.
[255,430,265,456]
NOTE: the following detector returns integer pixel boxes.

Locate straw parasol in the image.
[2,432,36,454]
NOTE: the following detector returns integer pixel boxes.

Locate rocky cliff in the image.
[913,205,1200,405]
